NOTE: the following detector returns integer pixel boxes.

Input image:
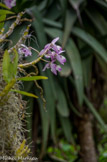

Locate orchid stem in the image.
[29,47,39,54]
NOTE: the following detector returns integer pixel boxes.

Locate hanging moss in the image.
[0,61,31,161]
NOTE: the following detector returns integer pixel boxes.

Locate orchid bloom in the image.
[18,44,32,57]
[4,0,16,8]
[40,37,66,75]
[43,62,62,75]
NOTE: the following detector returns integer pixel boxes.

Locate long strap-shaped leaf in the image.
[0,79,16,98]
[17,76,48,81]
[72,27,107,63]
[66,39,84,105]
[11,89,38,99]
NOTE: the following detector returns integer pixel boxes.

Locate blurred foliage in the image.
[98,128,107,162]
[6,0,107,160]
[47,139,79,162]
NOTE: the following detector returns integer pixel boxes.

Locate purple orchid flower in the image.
[56,55,66,65]
[39,37,63,57]
[18,44,32,57]
[40,37,66,75]
[4,0,16,9]
[43,62,62,75]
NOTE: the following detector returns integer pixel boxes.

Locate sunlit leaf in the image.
[0,9,14,15]
[11,90,38,99]
[2,50,18,83]
[18,76,48,81]
[2,50,10,83]
[0,79,16,98]
[10,49,18,79]
[0,14,6,29]
[0,2,9,9]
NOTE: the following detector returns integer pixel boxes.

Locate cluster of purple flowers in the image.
[18,37,66,75]
[4,0,16,9]
[39,37,66,75]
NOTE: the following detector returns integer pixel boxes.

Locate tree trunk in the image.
[77,113,97,162]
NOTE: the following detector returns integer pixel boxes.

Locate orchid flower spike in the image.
[40,37,66,75]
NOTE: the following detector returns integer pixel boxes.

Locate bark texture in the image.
[77,114,97,162]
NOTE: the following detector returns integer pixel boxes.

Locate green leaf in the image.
[0,2,10,9]
[2,50,11,83]
[94,0,107,8]
[38,63,56,143]
[0,14,6,29]
[0,79,16,97]
[59,115,75,144]
[43,18,62,28]
[69,0,85,10]
[85,9,107,35]
[38,0,48,11]
[82,55,93,87]
[37,95,50,158]
[18,76,48,81]
[56,83,69,117]
[72,27,107,63]
[84,95,107,131]
[62,10,77,47]
[63,77,82,117]
[0,9,14,15]
[11,90,38,99]
[45,27,63,43]
[2,50,18,83]
[31,6,47,49]
[60,59,72,77]
[66,39,84,105]
[45,2,61,20]
[69,0,84,23]
[10,49,18,78]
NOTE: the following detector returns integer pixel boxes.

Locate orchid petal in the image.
[56,55,66,65]
[50,63,57,75]
[42,63,50,71]
[52,37,59,44]
[56,65,62,72]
